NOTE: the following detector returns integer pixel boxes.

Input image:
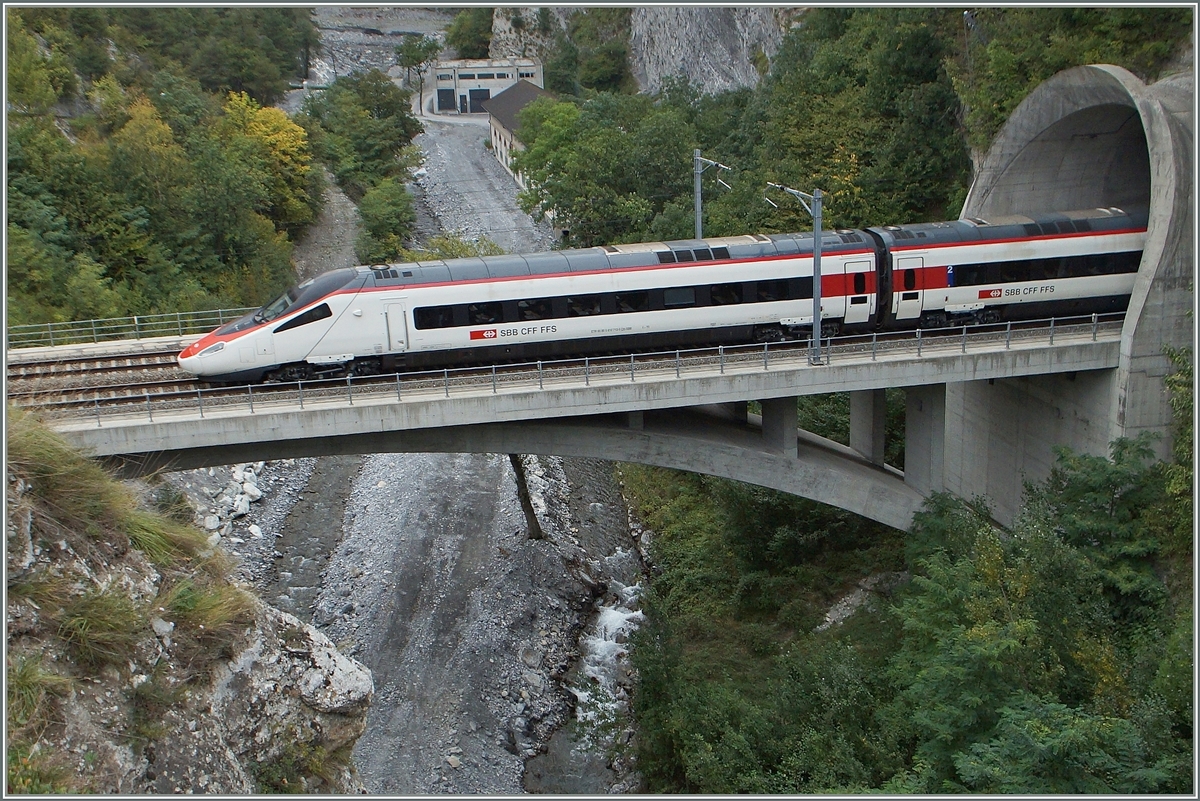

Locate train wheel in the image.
[753,325,785,343]
[265,363,314,382]
[349,357,382,377]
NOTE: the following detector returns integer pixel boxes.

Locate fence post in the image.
[134,316,141,340]
[1049,317,1055,345]
[91,319,98,343]
[763,342,769,370]
[248,384,254,413]
[719,345,725,374]
[177,312,183,336]
[1005,321,1012,350]
[444,369,450,397]
[629,353,635,382]
[585,357,590,386]
[197,388,204,418]
[398,373,404,401]
[871,331,877,361]
[347,374,354,404]
[218,309,226,324]
[675,351,680,379]
[145,393,153,422]
[538,361,543,390]
[916,328,922,357]
[491,365,497,394]
[48,325,55,347]
[1091,313,1098,341]
[961,324,967,354]
[298,381,304,409]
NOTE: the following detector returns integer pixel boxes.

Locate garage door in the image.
[468,88,490,113]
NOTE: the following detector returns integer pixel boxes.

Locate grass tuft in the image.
[6,406,133,536]
[159,579,256,668]
[7,654,74,729]
[54,587,146,667]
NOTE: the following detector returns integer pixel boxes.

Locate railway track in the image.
[8,314,1122,418]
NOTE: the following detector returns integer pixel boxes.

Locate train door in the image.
[844,260,873,324]
[893,257,924,320]
[386,304,409,352]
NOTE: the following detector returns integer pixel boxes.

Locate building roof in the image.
[480,80,554,135]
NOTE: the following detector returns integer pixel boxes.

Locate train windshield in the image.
[253,268,361,324]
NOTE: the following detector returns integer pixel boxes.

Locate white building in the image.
[433,58,544,114]
[479,80,554,191]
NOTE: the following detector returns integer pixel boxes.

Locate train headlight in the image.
[198,341,226,357]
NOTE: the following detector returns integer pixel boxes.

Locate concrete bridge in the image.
[27,65,1195,531]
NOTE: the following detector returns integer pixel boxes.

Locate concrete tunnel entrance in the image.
[929,63,1194,526]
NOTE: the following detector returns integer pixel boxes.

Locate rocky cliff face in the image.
[628,7,792,95]
[6,440,373,794]
[490,6,796,95]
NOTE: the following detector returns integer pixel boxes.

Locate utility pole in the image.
[767,183,824,365]
[693,149,732,239]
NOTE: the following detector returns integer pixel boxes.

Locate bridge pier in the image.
[760,396,798,456]
[904,385,946,496]
[850,389,888,466]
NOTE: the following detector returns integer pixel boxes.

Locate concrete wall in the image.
[953,65,1193,525]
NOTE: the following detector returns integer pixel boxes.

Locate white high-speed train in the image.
[178,207,1147,383]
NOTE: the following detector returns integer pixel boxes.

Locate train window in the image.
[903,270,916,291]
[567,295,603,316]
[694,248,713,261]
[853,272,866,294]
[467,302,503,324]
[1073,219,1092,232]
[712,246,730,260]
[415,306,455,329]
[656,251,676,264]
[274,303,332,334]
[663,287,696,308]
[850,296,869,305]
[711,283,742,305]
[956,264,987,285]
[518,298,555,320]
[756,280,789,302]
[674,250,693,262]
[615,291,649,313]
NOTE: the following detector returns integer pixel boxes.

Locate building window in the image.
[459,73,475,79]
[519,71,534,78]
[477,72,495,79]
[495,72,508,79]
[437,74,452,81]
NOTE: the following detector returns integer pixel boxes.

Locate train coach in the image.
[178,206,1147,384]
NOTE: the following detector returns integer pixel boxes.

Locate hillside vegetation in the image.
[627,354,1193,792]
[514,7,1190,247]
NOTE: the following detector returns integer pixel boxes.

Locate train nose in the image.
[178,336,226,375]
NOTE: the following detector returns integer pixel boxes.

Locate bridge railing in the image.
[34,313,1125,429]
[7,308,257,349]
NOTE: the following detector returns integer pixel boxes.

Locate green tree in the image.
[445,8,493,59]
[395,34,441,114]
[355,177,417,263]
[299,69,422,199]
